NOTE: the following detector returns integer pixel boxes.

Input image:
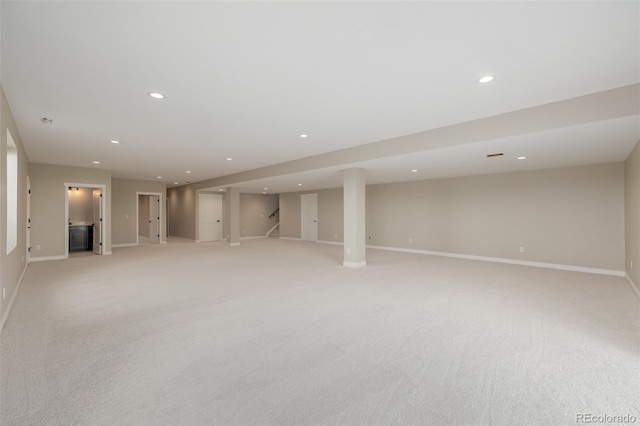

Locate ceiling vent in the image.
[486,153,504,158]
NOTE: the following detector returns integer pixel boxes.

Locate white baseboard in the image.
[343,261,367,268]
[366,245,625,277]
[1,263,28,334]
[229,242,240,247]
[279,237,301,241]
[318,240,344,246]
[29,255,67,262]
[103,251,112,256]
[160,240,167,244]
[625,273,640,301]
[111,243,138,248]
[240,236,267,240]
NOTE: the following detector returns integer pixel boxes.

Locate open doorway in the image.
[65,183,106,258]
[137,192,162,245]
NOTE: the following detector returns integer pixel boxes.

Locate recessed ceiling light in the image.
[92,161,100,164]
[110,140,120,144]
[298,183,302,186]
[219,189,224,192]
[517,156,527,160]
[186,170,191,174]
[264,187,268,190]
[411,169,418,173]
[226,157,233,161]
[148,92,165,99]
[299,134,309,138]
[262,192,266,194]
[157,176,162,179]
[478,75,495,84]
[174,182,179,185]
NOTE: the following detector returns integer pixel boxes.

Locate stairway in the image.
[269,223,280,238]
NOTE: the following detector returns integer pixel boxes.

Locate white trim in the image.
[103,251,112,256]
[160,240,167,244]
[136,192,163,246]
[279,237,302,241]
[266,222,280,237]
[29,255,67,262]
[625,273,640,301]
[229,242,240,247]
[0,264,28,334]
[365,245,625,277]
[318,240,344,246]
[195,240,201,243]
[65,183,107,258]
[343,261,367,268]
[111,243,138,248]
[240,236,268,240]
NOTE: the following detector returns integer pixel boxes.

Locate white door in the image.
[92,189,102,254]
[301,193,317,242]
[149,195,160,244]
[198,194,222,242]
[26,177,31,261]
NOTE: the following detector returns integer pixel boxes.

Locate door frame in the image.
[26,176,31,262]
[136,191,164,245]
[64,182,107,258]
[300,193,318,242]
[196,193,223,242]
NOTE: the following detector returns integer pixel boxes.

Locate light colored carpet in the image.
[1,238,638,425]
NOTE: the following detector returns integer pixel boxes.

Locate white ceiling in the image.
[2,1,639,193]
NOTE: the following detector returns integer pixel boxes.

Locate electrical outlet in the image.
[409,238,413,244]
[125,214,129,219]
[346,248,351,255]
[260,214,263,218]
[519,247,525,253]
[36,245,41,250]
[334,233,337,238]
[242,229,245,234]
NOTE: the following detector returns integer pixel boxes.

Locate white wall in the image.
[1,85,29,331]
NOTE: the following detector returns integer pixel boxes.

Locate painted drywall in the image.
[366,163,624,270]
[625,141,640,285]
[68,187,93,224]
[181,87,638,192]
[279,188,343,240]
[29,163,111,258]
[1,85,29,330]
[110,178,166,245]
[240,194,279,238]
[167,185,196,240]
[279,163,625,271]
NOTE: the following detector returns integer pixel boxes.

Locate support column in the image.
[343,168,366,267]
[228,187,240,246]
